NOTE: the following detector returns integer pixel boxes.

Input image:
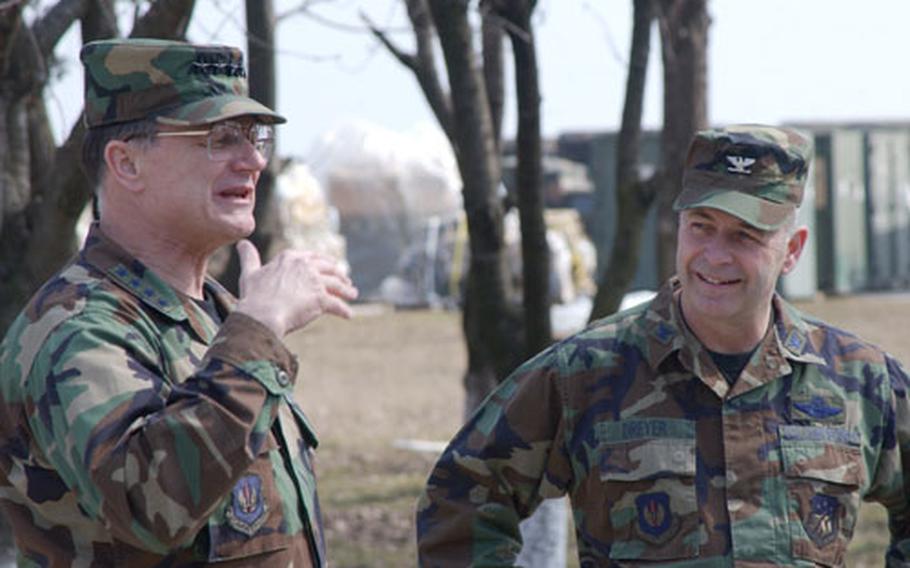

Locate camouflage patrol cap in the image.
[673,125,813,230]
[80,38,286,128]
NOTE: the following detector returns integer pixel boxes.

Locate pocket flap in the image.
[779,425,863,486]
[598,419,697,481]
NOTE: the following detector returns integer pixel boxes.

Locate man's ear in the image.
[781,225,809,275]
[103,140,143,192]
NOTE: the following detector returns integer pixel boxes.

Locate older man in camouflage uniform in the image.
[0,39,357,566]
[417,125,910,566]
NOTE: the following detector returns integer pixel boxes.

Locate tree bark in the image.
[427,0,519,398]
[654,0,709,281]
[492,0,551,358]
[589,0,657,320]
[481,8,504,148]
[0,0,197,334]
[365,0,454,144]
[369,0,518,411]
[218,0,278,292]
[589,0,708,320]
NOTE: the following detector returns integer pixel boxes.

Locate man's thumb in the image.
[236,239,262,275]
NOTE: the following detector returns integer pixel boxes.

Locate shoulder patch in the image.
[226,474,269,536]
[804,494,840,547]
[635,492,679,544]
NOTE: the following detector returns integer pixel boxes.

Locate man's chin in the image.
[229,218,256,240]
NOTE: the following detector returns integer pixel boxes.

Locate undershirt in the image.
[193,289,223,325]
[707,348,756,385]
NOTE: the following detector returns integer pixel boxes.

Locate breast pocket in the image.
[779,425,864,568]
[204,434,294,562]
[598,419,700,562]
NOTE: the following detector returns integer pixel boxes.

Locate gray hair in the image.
[81,118,160,188]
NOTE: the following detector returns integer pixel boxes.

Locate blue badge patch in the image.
[804,494,840,547]
[792,393,845,424]
[785,330,806,353]
[635,492,678,544]
[226,474,268,537]
[654,322,675,344]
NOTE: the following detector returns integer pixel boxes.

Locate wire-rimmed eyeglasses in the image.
[155,121,275,162]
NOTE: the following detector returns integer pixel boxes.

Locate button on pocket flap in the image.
[779,425,863,486]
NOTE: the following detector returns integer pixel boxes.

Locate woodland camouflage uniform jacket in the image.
[0,224,324,567]
[417,278,910,567]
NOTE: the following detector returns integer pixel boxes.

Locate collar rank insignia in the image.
[785,330,806,353]
[804,494,840,547]
[634,492,679,544]
[226,474,269,537]
[654,322,675,344]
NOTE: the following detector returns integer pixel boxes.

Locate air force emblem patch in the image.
[726,155,756,174]
[804,493,840,547]
[226,474,269,537]
[635,492,679,544]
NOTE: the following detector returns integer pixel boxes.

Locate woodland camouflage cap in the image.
[673,125,813,230]
[80,38,285,128]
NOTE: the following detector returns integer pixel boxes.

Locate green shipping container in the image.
[557,131,662,292]
[812,128,869,294]
[779,160,818,300]
[863,128,910,288]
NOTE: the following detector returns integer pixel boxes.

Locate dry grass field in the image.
[288,292,910,567]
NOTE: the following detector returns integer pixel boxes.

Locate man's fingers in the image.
[321,295,354,320]
[324,275,359,302]
[306,256,352,281]
[236,239,262,275]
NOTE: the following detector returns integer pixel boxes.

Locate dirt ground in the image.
[288,292,910,567]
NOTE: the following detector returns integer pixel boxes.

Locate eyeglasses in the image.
[154,121,275,162]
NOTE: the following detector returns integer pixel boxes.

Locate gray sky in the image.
[46,0,910,160]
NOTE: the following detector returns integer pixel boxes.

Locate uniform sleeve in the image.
[416,346,572,567]
[26,306,295,553]
[867,356,910,565]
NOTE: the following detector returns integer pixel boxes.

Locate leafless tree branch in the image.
[33,0,87,57]
[362,10,417,71]
[280,3,409,33]
[130,0,196,39]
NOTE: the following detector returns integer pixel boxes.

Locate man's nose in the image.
[232,139,268,172]
[701,235,733,264]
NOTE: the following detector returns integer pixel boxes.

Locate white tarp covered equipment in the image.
[306,120,461,298]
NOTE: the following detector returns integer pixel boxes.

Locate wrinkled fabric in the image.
[0,224,323,566]
[417,278,910,567]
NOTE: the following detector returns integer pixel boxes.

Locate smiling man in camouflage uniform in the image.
[417,125,910,566]
[0,38,357,566]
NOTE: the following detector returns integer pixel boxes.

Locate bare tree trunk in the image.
[481,10,504,149]
[218,0,278,292]
[367,0,519,412]
[654,0,709,281]
[589,0,657,320]
[589,0,708,320]
[0,0,197,335]
[493,0,551,358]
[427,1,520,402]
[366,0,454,143]
[482,5,565,566]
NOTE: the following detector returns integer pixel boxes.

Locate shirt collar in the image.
[80,223,236,342]
[640,277,825,399]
